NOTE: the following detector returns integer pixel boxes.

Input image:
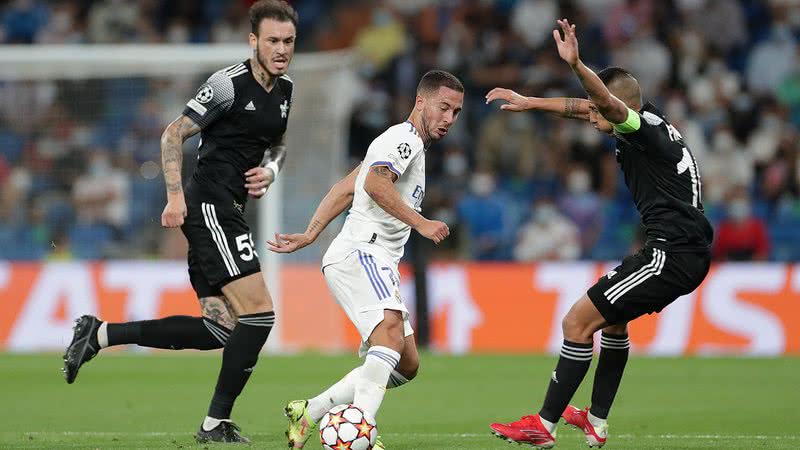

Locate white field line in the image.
[13,431,800,440]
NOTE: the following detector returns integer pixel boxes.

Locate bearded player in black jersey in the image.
[62,0,297,443]
[486,19,713,448]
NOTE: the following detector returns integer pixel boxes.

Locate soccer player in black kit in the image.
[62,0,297,443]
[486,19,713,448]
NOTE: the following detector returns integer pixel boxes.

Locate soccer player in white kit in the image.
[268,70,464,449]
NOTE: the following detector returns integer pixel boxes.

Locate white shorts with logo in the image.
[322,249,413,355]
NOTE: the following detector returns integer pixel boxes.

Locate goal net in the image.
[0,45,357,350]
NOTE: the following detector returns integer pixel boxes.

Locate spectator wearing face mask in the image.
[457,170,515,260]
[713,187,770,261]
[557,165,603,257]
[514,197,580,261]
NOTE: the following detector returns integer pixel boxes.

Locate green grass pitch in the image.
[0,353,798,449]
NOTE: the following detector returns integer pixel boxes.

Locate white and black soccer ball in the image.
[319,404,378,450]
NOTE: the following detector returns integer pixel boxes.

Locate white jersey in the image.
[323,121,426,267]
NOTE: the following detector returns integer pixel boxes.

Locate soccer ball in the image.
[319,404,378,450]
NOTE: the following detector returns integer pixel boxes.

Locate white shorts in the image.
[323,249,413,355]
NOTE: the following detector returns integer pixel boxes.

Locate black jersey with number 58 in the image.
[613,103,713,252]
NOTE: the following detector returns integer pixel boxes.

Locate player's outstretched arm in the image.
[485,88,591,121]
[246,135,288,199]
[267,164,361,253]
[364,165,449,244]
[160,115,200,228]
[553,19,628,124]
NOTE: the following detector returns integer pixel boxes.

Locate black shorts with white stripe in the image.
[587,246,710,325]
[181,182,261,297]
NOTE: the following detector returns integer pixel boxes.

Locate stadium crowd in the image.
[1,0,799,261]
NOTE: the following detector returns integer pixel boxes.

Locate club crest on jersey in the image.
[195,85,214,104]
[397,142,412,159]
[280,100,289,118]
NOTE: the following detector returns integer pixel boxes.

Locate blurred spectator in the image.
[476,110,540,178]
[457,170,514,260]
[611,25,671,95]
[514,197,580,261]
[1,0,49,44]
[746,15,797,96]
[36,0,83,44]
[558,165,603,256]
[353,5,407,76]
[713,187,771,261]
[703,126,754,203]
[511,0,558,50]
[72,150,130,237]
[87,0,140,44]
[211,1,249,44]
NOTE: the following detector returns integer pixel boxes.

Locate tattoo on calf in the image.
[200,296,235,330]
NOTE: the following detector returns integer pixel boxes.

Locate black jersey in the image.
[182,59,293,203]
[613,103,713,252]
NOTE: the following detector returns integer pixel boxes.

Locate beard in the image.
[255,42,289,78]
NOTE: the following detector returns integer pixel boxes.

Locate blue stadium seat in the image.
[0,131,25,164]
[0,224,47,260]
[68,224,113,260]
[769,223,800,261]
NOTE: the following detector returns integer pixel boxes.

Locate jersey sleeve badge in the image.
[195,85,214,104]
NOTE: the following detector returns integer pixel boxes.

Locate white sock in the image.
[539,416,557,435]
[308,367,361,422]
[386,369,409,389]
[97,322,109,348]
[353,346,400,419]
[202,416,230,431]
[587,411,608,429]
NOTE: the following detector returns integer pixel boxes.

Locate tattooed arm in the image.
[267,164,361,253]
[363,165,449,244]
[246,135,287,199]
[160,115,200,228]
[485,88,591,121]
[262,134,287,171]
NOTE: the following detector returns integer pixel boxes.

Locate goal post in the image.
[0,45,358,352]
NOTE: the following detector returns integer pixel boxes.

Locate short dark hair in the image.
[597,66,636,86]
[250,0,298,35]
[598,66,643,107]
[417,70,464,96]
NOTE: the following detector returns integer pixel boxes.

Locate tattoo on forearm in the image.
[564,98,580,118]
[161,117,200,194]
[263,144,287,170]
[371,165,395,180]
[307,219,322,235]
[161,128,183,194]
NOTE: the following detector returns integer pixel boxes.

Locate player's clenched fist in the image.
[416,219,450,244]
[161,198,187,228]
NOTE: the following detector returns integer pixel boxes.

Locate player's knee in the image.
[373,313,405,351]
[396,356,419,381]
[562,311,592,342]
[603,323,628,335]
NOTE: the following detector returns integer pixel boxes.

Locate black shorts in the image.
[587,246,711,325]
[181,183,260,297]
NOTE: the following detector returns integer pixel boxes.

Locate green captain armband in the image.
[613,108,641,133]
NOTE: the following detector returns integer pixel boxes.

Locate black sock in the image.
[539,340,593,423]
[207,312,275,420]
[590,332,630,419]
[107,316,229,350]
